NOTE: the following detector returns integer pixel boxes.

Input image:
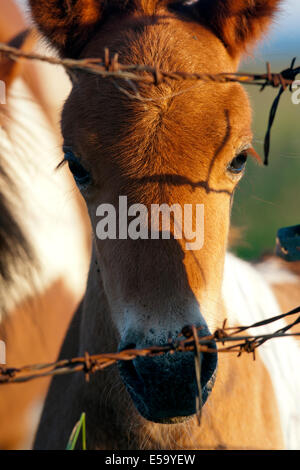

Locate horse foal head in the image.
[30,0,282,424]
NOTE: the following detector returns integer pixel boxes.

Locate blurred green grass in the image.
[231,57,300,261]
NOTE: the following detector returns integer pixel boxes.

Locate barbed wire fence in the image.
[0,41,299,164]
[0,40,300,424]
[1,305,299,385]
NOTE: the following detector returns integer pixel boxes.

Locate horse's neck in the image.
[76,251,278,449]
[75,247,300,449]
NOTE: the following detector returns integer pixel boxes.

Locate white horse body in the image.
[223,253,300,449]
[0,74,89,318]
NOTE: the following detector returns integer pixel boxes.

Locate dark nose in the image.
[118,326,217,423]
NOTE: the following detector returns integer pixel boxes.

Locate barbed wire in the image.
[0,40,299,387]
[0,42,297,89]
[0,305,299,386]
[0,41,299,164]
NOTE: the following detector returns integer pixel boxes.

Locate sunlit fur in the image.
[0,1,90,449]
[28,0,300,450]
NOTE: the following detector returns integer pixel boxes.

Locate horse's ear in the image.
[29,0,127,57]
[193,0,282,57]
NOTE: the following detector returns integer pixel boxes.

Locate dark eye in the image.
[228,151,248,174]
[63,148,91,189]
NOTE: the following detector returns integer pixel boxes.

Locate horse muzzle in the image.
[118,325,217,424]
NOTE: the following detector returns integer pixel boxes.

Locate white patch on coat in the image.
[222,253,300,450]
[0,77,89,318]
[255,257,299,285]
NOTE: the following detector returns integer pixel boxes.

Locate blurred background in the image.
[16,0,300,261]
[231,0,300,260]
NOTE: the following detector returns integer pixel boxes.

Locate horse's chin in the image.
[133,385,210,425]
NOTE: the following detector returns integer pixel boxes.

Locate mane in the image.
[0,107,37,319]
[0,26,43,320]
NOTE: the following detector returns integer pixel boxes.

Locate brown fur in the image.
[0,279,79,450]
[0,30,36,87]
[0,0,25,43]
[0,0,90,449]
[29,0,290,450]
[192,0,282,56]
[29,0,282,57]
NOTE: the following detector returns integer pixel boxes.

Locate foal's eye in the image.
[227,151,248,175]
[63,148,91,189]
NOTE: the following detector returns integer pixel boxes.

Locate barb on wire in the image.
[0,305,299,386]
[0,42,298,89]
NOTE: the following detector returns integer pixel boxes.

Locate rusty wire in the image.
[0,305,299,386]
[0,42,299,386]
[0,42,297,88]
[0,41,299,165]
